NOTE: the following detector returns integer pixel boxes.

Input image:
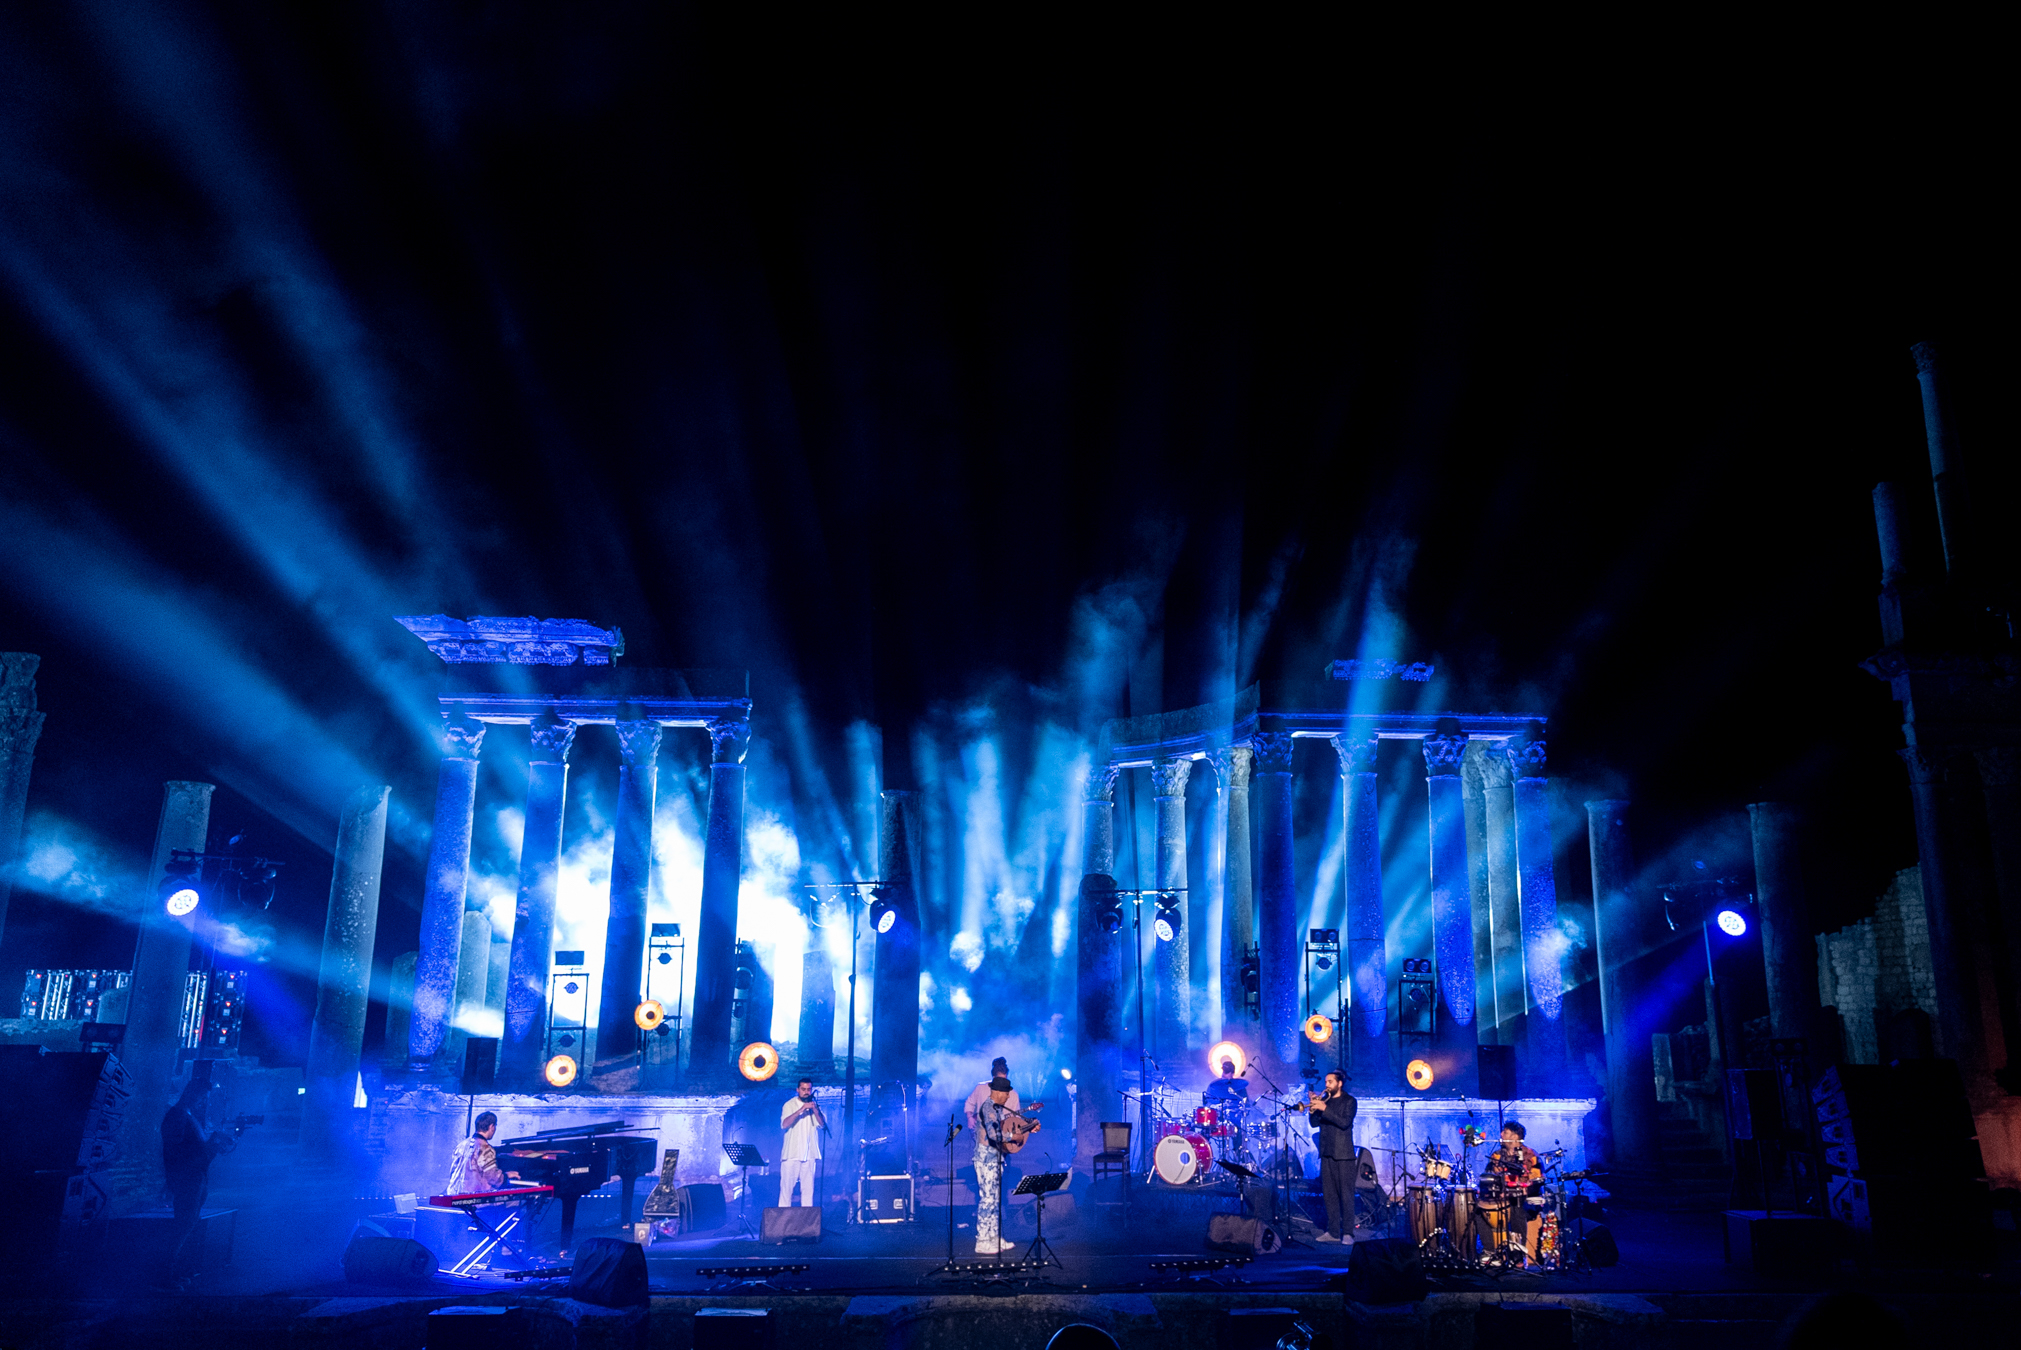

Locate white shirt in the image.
[780,1095,823,1162]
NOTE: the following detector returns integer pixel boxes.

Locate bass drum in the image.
[1406,1185,1441,1246]
[1154,1133,1211,1185]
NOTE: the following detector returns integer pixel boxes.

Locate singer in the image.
[779,1076,825,1207]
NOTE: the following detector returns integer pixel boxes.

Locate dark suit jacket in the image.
[1313,1091,1358,1160]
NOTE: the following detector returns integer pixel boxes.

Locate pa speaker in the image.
[1579,1223,1620,1267]
[760,1206,822,1244]
[1477,1044,1517,1101]
[1727,1068,1783,1141]
[681,1182,727,1232]
[342,1233,438,1284]
[460,1037,497,1094]
[569,1236,648,1307]
[1205,1212,1281,1255]
[1348,1237,1427,1303]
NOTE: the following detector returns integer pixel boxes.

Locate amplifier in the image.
[859,1174,913,1223]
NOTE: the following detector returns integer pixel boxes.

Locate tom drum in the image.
[1193,1106,1219,1130]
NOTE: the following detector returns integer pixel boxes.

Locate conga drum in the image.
[1476,1192,1512,1254]
[1406,1185,1441,1246]
[1445,1187,1480,1258]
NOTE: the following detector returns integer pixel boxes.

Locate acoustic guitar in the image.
[993,1101,1044,1154]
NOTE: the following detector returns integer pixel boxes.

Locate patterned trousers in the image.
[974,1143,1005,1247]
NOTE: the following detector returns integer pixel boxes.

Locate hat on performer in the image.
[989,1075,1012,1093]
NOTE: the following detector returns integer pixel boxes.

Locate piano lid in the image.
[499,1120,649,1147]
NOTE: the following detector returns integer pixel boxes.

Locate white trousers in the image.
[778,1157,818,1207]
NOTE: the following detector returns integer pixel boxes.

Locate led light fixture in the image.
[1716,908,1748,937]
[544,1054,578,1087]
[739,1041,779,1082]
[634,999,665,1030]
[1406,1058,1435,1090]
[1303,1014,1333,1044]
[1206,1039,1247,1077]
[159,859,202,917]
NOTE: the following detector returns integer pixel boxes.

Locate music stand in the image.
[1216,1157,1266,1218]
[723,1142,768,1238]
[1011,1172,1069,1271]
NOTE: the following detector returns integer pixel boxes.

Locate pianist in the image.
[445,1111,508,1196]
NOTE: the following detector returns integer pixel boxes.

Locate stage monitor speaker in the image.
[342,1233,438,1284]
[681,1182,727,1232]
[569,1236,648,1307]
[460,1037,497,1094]
[1219,1308,1302,1350]
[1580,1223,1619,1267]
[0,1048,131,1175]
[1727,1068,1783,1140]
[1477,1044,1517,1101]
[696,1307,770,1350]
[1348,1237,1427,1304]
[1205,1212,1281,1255]
[760,1206,822,1244]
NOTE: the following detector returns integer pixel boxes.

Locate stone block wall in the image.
[1816,866,1937,1065]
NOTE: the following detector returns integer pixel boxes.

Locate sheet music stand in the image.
[1011,1171,1069,1271]
[723,1142,768,1238]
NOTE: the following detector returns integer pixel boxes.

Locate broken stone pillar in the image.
[304,785,390,1145]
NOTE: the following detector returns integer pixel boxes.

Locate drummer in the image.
[1202,1055,1249,1106]
[1489,1120,1545,1262]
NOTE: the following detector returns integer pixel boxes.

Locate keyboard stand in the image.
[447,1195,549,1277]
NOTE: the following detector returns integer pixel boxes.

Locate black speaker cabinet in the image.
[680,1182,727,1232]
[1477,1044,1517,1101]
[569,1237,649,1307]
[760,1206,823,1244]
[1348,1237,1427,1304]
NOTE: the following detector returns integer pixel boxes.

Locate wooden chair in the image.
[1093,1122,1132,1183]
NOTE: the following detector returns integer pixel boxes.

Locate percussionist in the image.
[1489,1119,1544,1262]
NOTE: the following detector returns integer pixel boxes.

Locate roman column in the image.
[113,780,213,1202]
[1211,745,1255,1030]
[1425,727,1479,1089]
[409,712,485,1071]
[1510,731,1566,1081]
[1077,765,1121,1171]
[0,653,45,956]
[871,789,922,1093]
[1749,801,1825,1056]
[1152,756,1193,1058]
[1253,728,1300,1068]
[689,718,749,1081]
[1481,748,1525,1042]
[503,714,576,1084]
[1336,734,1389,1084]
[1462,748,1499,1041]
[596,716,663,1069]
[304,785,391,1145]
[1587,799,1657,1163]
[450,911,491,1056]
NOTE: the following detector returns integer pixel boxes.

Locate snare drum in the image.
[1194,1106,1219,1129]
[1406,1185,1441,1245]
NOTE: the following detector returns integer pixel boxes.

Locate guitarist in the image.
[972,1075,1038,1256]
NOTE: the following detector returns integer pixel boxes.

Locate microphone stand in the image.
[1253,1066,1295,1233]
[924,1119,965,1278]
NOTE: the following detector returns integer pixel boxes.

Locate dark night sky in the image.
[1,7,2012,1052]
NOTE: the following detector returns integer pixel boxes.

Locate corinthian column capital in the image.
[1208,744,1253,793]
[1508,723,1548,779]
[439,712,487,760]
[529,713,577,763]
[1152,756,1194,799]
[709,718,751,765]
[1422,728,1468,776]
[1250,731,1295,774]
[1086,762,1120,803]
[1333,734,1378,776]
[616,718,664,767]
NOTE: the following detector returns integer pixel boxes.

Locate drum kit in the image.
[1384,1137,1605,1272]
[1130,1088,1259,1186]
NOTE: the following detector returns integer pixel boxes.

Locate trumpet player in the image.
[1306,1070,1359,1243]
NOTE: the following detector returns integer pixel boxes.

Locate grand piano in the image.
[495,1120,661,1249]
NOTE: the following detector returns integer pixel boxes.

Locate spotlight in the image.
[159,859,201,917]
[1153,891,1181,942]
[1406,1058,1434,1091]
[869,892,899,934]
[1716,908,1748,937]
[544,1055,578,1087]
[739,1041,779,1082]
[634,1000,665,1031]
[1303,1014,1333,1044]
[1082,873,1123,935]
[1206,1039,1247,1077]
[1239,957,1259,993]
